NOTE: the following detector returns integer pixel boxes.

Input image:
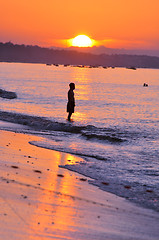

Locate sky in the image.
[1,0,159,50]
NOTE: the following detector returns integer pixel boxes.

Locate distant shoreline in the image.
[1,61,159,70]
[1,42,159,69]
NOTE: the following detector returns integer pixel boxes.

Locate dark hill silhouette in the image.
[66,45,159,57]
[1,42,159,69]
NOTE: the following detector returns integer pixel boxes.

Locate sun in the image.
[68,35,95,47]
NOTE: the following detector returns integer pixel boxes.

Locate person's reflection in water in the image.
[67,83,75,121]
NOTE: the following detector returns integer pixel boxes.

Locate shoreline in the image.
[0,128,159,239]
[1,61,159,70]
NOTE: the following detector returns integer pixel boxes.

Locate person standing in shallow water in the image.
[67,83,75,121]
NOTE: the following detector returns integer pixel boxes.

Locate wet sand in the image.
[0,129,159,240]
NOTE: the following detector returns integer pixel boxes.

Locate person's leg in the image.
[68,112,72,121]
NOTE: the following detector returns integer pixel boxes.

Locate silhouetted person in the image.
[67,83,75,121]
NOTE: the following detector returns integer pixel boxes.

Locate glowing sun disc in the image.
[70,35,94,47]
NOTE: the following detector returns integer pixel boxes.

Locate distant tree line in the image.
[1,41,159,69]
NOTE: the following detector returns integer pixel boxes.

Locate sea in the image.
[0,62,159,212]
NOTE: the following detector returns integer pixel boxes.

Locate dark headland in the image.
[1,42,159,69]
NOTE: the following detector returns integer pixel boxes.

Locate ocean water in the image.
[0,62,159,211]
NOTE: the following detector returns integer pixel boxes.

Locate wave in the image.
[81,132,123,142]
[30,140,108,161]
[0,110,125,143]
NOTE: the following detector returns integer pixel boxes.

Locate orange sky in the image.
[1,0,159,49]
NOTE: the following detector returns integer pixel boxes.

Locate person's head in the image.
[69,82,75,90]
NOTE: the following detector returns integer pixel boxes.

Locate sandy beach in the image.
[0,127,159,240]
